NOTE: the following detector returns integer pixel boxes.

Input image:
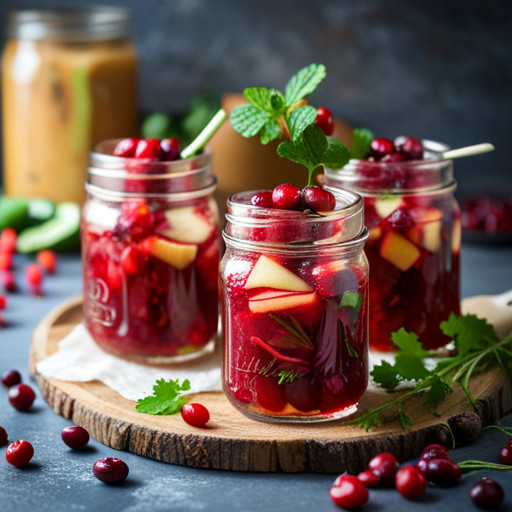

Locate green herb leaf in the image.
[371,360,401,389]
[350,128,374,159]
[287,106,318,142]
[397,401,414,429]
[423,377,452,413]
[340,291,363,311]
[136,378,191,415]
[284,63,326,106]
[230,104,270,138]
[243,87,276,113]
[260,119,282,145]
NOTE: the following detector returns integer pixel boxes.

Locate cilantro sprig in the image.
[230,63,350,186]
[136,378,190,415]
[352,314,512,431]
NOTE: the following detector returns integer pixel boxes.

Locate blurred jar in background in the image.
[1,7,138,203]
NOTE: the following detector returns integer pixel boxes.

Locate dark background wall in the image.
[1,0,511,196]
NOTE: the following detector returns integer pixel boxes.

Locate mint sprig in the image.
[230,63,349,185]
[350,128,374,159]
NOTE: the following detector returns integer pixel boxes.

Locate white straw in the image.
[443,143,495,160]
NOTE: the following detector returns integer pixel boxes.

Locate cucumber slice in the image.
[0,196,30,232]
[16,202,81,253]
[28,199,56,225]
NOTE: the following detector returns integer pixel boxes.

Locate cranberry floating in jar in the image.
[221,187,369,422]
[82,139,221,363]
[326,137,461,351]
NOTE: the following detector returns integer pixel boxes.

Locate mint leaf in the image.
[441,313,500,356]
[243,87,275,113]
[285,64,326,106]
[287,106,318,142]
[371,360,400,389]
[277,124,326,173]
[351,128,374,159]
[260,119,281,145]
[323,139,350,170]
[230,104,270,138]
[136,378,191,415]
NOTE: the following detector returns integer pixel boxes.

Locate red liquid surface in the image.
[82,198,220,361]
[364,194,460,351]
[222,251,368,419]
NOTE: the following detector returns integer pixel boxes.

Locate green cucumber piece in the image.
[0,196,30,232]
[16,202,81,253]
[28,199,56,225]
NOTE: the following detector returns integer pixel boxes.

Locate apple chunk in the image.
[407,208,442,252]
[248,290,318,314]
[143,236,197,269]
[375,196,403,219]
[162,207,212,244]
[380,231,420,271]
[244,255,312,291]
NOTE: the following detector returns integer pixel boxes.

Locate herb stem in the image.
[181,108,227,159]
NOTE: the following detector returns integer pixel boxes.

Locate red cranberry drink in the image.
[221,186,369,422]
[326,135,461,351]
[82,138,221,363]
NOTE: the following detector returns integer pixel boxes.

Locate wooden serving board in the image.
[29,298,512,473]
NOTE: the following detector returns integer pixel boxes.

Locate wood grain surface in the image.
[29,297,512,473]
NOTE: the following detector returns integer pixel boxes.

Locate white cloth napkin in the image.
[36,323,222,401]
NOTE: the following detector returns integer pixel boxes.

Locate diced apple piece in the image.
[368,226,382,242]
[144,236,197,269]
[248,290,318,314]
[162,207,212,244]
[451,218,461,253]
[380,231,421,271]
[244,255,312,291]
[375,196,403,219]
[407,208,442,252]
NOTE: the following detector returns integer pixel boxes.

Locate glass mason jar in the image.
[1,7,138,204]
[82,140,220,364]
[325,140,461,352]
[220,188,369,423]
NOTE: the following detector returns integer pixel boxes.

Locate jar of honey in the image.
[1,7,138,203]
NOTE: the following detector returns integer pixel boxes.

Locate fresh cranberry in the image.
[330,475,369,509]
[424,458,462,487]
[5,440,34,467]
[315,107,334,136]
[302,186,336,212]
[0,294,7,310]
[272,184,301,210]
[0,426,8,446]
[357,470,381,488]
[499,445,512,465]
[2,271,16,292]
[395,136,424,160]
[250,191,274,208]
[121,246,147,275]
[370,138,395,160]
[113,137,141,157]
[26,264,43,289]
[8,383,35,411]
[381,152,406,163]
[0,228,17,253]
[160,138,181,161]
[469,478,505,510]
[61,426,90,449]
[92,457,129,484]
[36,250,57,273]
[395,465,427,499]
[0,252,12,271]
[419,443,450,461]
[181,403,210,428]
[367,452,400,486]
[2,369,22,387]
[134,138,162,159]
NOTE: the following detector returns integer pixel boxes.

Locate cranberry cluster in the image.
[366,136,424,162]
[461,195,512,232]
[250,184,336,213]
[330,446,506,509]
[113,137,181,161]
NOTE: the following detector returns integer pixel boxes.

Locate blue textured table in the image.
[1,244,511,512]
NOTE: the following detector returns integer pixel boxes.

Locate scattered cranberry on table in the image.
[330,474,369,510]
[315,107,334,136]
[499,444,512,465]
[37,250,57,274]
[61,426,90,450]
[469,478,505,510]
[395,465,427,500]
[2,271,16,292]
[0,426,8,446]
[92,457,129,484]
[2,368,22,387]
[181,403,210,428]
[8,383,36,411]
[0,294,7,311]
[0,252,12,271]
[5,440,34,467]
[356,470,380,488]
[0,228,17,253]
[26,263,43,293]
[424,458,462,487]
[367,452,400,486]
